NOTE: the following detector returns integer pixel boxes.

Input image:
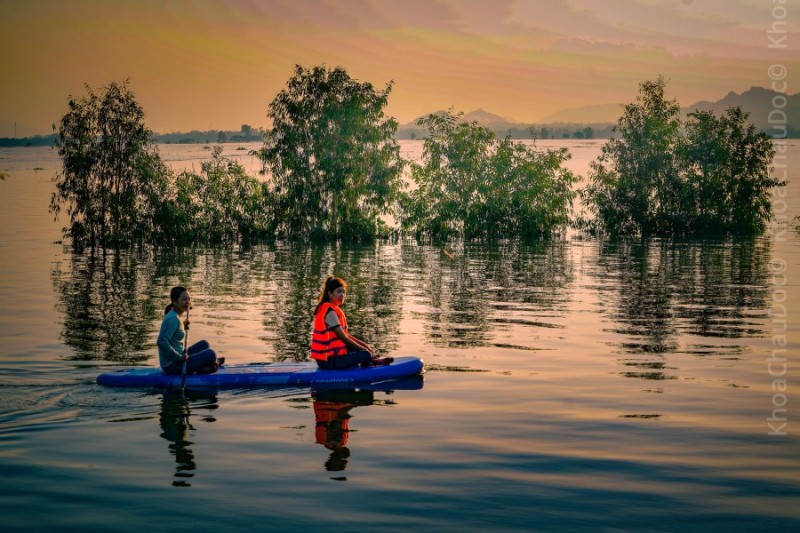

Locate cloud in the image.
[1,0,797,135]
[507,0,794,58]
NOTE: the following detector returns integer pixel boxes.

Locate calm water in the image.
[0,141,798,531]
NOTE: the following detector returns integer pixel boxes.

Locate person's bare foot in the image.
[198,364,218,374]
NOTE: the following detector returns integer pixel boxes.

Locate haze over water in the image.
[0,141,798,530]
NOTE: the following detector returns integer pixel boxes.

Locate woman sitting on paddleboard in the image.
[311,276,393,369]
[158,286,224,375]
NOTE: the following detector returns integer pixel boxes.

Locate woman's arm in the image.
[331,326,373,355]
[157,314,185,362]
[347,334,374,353]
[324,308,375,354]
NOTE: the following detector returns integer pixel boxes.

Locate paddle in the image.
[180,305,190,389]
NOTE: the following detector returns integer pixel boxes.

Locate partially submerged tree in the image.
[51,80,169,247]
[580,77,682,235]
[581,77,780,236]
[681,107,779,234]
[156,146,274,244]
[256,65,404,241]
[401,110,576,240]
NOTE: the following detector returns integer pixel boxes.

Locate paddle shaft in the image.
[180,307,190,388]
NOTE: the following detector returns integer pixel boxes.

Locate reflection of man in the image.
[312,388,374,473]
[158,389,218,487]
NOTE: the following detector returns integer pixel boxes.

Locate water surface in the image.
[0,141,798,531]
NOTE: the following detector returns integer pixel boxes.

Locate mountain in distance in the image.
[7,88,793,146]
[538,86,799,134]
[397,86,799,139]
[461,108,512,126]
[686,86,799,133]
[397,108,614,139]
[407,108,511,126]
[539,103,624,124]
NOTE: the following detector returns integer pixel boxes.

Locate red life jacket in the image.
[310,302,348,361]
[314,401,350,448]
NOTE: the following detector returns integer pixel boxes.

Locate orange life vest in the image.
[314,401,350,448]
[310,302,348,361]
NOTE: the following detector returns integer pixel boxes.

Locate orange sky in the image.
[1,0,797,136]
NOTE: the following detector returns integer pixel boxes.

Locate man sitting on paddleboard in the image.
[310,276,393,369]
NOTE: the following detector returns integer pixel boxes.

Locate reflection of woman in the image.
[310,276,392,369]
[313,388,374,472]
[158,389,219,487]
[159,389,196,487]
[158,286,223,375]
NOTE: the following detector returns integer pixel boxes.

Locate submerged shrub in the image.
[256,64,404,242]
[579,78,682,235]
[51,80,170,248]
[53,80,277,247]
[156,146,274,244]
[681,107,780,235]
[581,77,780,236]
[401,110,576,240]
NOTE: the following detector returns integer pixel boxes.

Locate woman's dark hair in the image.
[165,286,188,315]
[314,276,346,315]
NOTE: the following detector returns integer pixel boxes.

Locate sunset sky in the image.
[2,0,797,137]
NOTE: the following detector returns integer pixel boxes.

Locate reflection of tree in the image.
[175,247,270,302]
[312,388,375,475]
[402,240,573,348]
[53,241,405,364]
[672,240,771,338]
[158,388,218,488]
[52,248,160,362]
[600,241,678,355]
[595,238,771,378]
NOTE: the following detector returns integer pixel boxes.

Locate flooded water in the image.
[1,141,798,531]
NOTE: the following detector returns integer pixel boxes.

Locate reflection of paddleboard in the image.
[327,375,424,392]
[97,357,424,388]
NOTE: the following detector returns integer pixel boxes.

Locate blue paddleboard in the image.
[96,356,424,388]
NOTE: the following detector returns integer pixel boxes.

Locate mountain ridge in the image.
[398,86,799,139]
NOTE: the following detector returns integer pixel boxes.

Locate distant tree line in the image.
[0,134,58,147]
[154,125,264,145]
[0,128,260,147]
[3,123,610,147]
[397,123,614,141]
[50,71,781,249]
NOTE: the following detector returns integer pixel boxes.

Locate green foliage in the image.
[401,110,576,240]
[681,107,780,234]
[52,80,277,247]
[155,146,274,244]
[581,77,780,236]
[53,248,157,362]
[580,77,682,234]
[256,65,404,242]
[50,80,170,248]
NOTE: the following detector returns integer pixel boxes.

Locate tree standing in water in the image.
[581,77,779,236]
[401,109,576,240]
[51,80,169,248]
[256,65,404,242]
[582,77,683,235]
[681,107,779,235]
